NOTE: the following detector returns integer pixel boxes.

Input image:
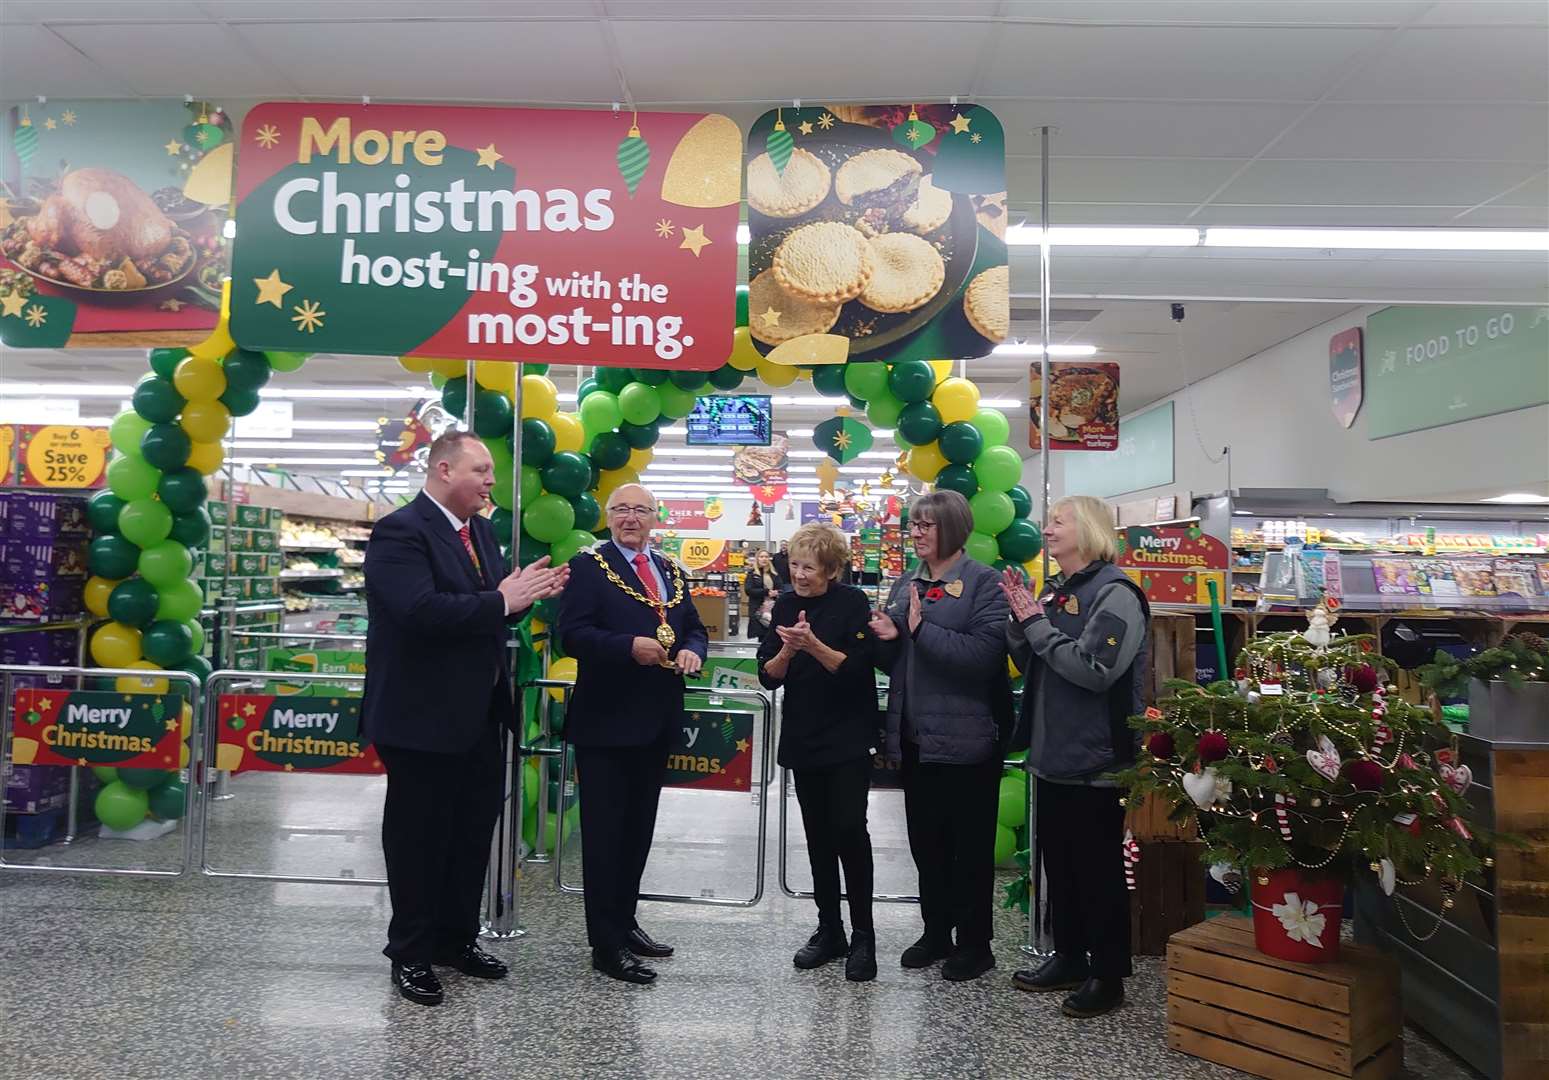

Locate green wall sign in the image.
[1063,401,1175,499]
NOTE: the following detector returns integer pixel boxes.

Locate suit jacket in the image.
[558,542,709,748]
[361,492,519,754]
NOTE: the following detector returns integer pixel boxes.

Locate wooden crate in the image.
[1167,916,1403,1080]
[1130,839,1206,955]
[1124,785,1198,842]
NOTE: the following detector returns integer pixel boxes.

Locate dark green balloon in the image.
[997,519,1044,562]
[219,385,261,418]
[935,463,979,499]
[520,418,555,466]
[169,507,211,549]
[143,619,194,667]
[847,392,868,412]
[938,420,984,465]
[518,531,550,566]
[619,420,659,449]
[118,767,173,791]
[87,491,127,534]
[708,365,745,391]
[131,376,185,424]
[222,348,272,392]
[88,534,140,579]
[589,431,631,470]
[107,578,160,628]
[736,283,749,327]
[541,451,591,498]
[489,507,514,542]
[670,370,708,391]
[811,365,848,397]
[887,360,937,403]
[522,363,549,375]
[570,491,601,532]
[148,348,189,380]
[1008,484,1033,520]
[896,401,943,445]
[140,423,191,470]
[179,654,213,684]
[442,376,470,419]
[595,366,633,393]
[632,368,669,386]
[147,779,186,820]
[576,377,599,402]
[472,389,514,438]
[158,468,207,514]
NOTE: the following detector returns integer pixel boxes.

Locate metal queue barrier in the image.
[0,663,202,878]
[552,683,776,908]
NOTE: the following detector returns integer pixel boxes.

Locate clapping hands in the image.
[999,566,1042,622]
[499,556,570,613]
[775,610,818,654]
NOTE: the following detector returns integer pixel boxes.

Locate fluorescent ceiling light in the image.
[0,382,135,398]
[1204,228,1549,251]
[232,440,378,451]
[993,343,1098,358]
[640,462,731,472]
[1480,492,1549,504]
[737,224,751,245]
[341,469,395,477]
[658,426,686,436]
[1006,225,1200,247]
[230,456,380,466]
[294,420,383,432]
[260,387,433,400]
[643,447,734,457]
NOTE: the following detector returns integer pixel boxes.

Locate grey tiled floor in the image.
[0,770,1480,1080]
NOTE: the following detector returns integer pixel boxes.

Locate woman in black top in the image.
[758,523,879,981]
[743,549,783,639]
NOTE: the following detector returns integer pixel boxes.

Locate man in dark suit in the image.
[558,482,708,984]
[363,430,567,1006]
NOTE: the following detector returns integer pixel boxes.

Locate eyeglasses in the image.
[608,504,656,519]
[908,520,937,533]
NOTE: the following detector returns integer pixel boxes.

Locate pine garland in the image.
[1417,632,1549,699]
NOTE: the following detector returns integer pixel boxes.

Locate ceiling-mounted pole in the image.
[1038,125,1053,580]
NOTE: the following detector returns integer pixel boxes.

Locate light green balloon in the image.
[138,540,192,588]
[520,465,542,504]
[970,407,1011,448]
[550,528,595,565]
[843,361,889,401]
[969,490,1016,536]
[966,531,999,564]
[579,390,622,435]
[117,498,173,549]
[109,411,154,456]
[265,351,310,373]
[866,390,904,429]
[618,382,662,426]
[156,578,204,622]
[973,445,1023,493]
[523,493,575,544]
[186,618,206,656]
[657,382,697,420]
[107,453,162,501]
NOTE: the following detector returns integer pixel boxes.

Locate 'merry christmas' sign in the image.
[214,693,381,775]
[10,688,183,769]
[1117,525,1228,606]
[666,708,753,792]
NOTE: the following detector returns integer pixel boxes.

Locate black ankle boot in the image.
[1061,976,1125,1017]
[793,922,848,969]
[845,930,877,982]
[1012,952,1090,992]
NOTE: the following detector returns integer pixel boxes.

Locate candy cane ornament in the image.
[1122,829,1141,891]
[1275,793,1296,842]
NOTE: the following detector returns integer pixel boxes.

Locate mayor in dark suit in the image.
[558,482,708,984]
[363,430,568,1006]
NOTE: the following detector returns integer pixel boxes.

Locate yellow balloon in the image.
[91,622,143,668]
[930,359,955,381]
[426,357,467,378]
[116,659,169,694]
[907,441,947,482]
[84,576,119,618]
[520,374,559,419]
[475,360,517,394]
[727,326,762,371]
[795,367,813,381]
[180,743,192,768]
[181,702,194,740]
[1008,655,1022,679]
[932,376,981,424]
[597,466,639,500]
[186,439,225,476]
[399,355,435,374]
[180,400,231,443]
[756,357,798,388]
[174,356,227,403]
[546,655,578,700]
[550,411,584,453]
[187,323,234,360]
[530,616,548,638]
[627,446,653,473]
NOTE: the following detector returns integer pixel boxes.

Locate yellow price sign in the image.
[0,425,15,486]
[679,538,726,571]
[22,425,111,489]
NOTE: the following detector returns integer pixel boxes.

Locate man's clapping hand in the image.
[498,556,569,614]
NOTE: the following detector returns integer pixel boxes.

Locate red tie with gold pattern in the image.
[458,524,481,574]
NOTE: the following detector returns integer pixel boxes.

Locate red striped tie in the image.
[633,553,661,601]
[458,524,480,571]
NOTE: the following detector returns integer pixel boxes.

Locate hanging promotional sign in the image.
[1328,327,1363,430]
[16,425,111,489]
[744,103,1007,365]
[213,693,382,775]
[658,499,713,530]
[733,432,789,505]
[1116,525,1229,606]
[9,688,184,769]
[230,102,740,368]
[1030,363,1121,451]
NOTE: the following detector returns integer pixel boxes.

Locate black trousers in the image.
[574,738,670,950]
[1036,778,1133,979]
[376,723,504,965]
[901,741,1000,948]
[792,756,874,932]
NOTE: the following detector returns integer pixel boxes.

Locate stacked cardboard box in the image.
[200,503,284,670]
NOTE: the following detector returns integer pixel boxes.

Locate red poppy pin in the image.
[924,586,946,601]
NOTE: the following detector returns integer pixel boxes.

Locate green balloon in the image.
[490,464,514,512]
[523,363,550,376]
[971,407,1011,448]
[148,348,189,380]
[143,619,194,666]
[1008,484,1033,520]
[118,498,174,548]
[138,540,193,588]
[140,423,191,471]
[520,465,542,504]
[222,349,272,392]
[442,376,470,419]
[595,366,633,393]
[617,382,661,426]
[735,283,749,327]
[589,431,631,471]
[430,372,447,390]
[632,367,669,386]
[708,365,745,391]
[107,578,161,628]
[107,453,162,501]
[541,451,592,498]
[489,507,514,543]
[118,767,172,791]
[91,766,120,784]
[997,519,1043,562]
[265,351,310,373]
[970,489,1016,536]
[87,490,127,534]
[518,531,550,567]
[843,361,889,401]
[218,384,262,418]
[803,364,842,397]
[998,775,1028,828]
[523,493,575,544]
[109,411,154,456]
[131,376,185,424]
[847,392,868,412]
[576,377,599,402]
[974,445,1023,493]
[473,389,514,438]
[935,463,979,500]
[169,507,211,549]
[669,369,708,391]
[94,782,148,831]
[896,401,943,446]
[994,824,1017,865]
[657,382,697,420]
[520,419,555,466]
[570,492,601,532]
[147,778,186,820]
[966,531,999,565]
[156,578,204,623]
[180,654,213,684]
[619,420,659,449]
[866,391,904,428]
[887,359,937,403]
[483,435,514,471]
[157,467,206,514]
[89,534,140,579]
[938,420,984,465]
[187,618,206,656]
[579,390,623,435]
[551,528,595,565]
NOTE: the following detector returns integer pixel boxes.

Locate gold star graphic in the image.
[38,697,53,711]
[970,132,983,144]
[950,114,972,135]
[655,218,675,238]
[291,299,326,333]
[254,123,281,150]
[195,128,210,145]
[735,776,745,787]
[77,757,88,767]
[798,120,813,135]
[475,143,503,169]
[284,763,294,772]
[165,719,179,731]
[679,224,712,257]
[43,117,56,130]
[242,703,258,718]
[906,126,922,144]
[253,269,293,308]
[833,430,852,450]
[816,459,839,494]
[735,739,750,753]
[24,304,46,328]
[758,306,782,329]
[817,113,835,130]
[61,110,77,126]
[0,291,26,318]
[159,298,185,312]
[164,138,183,156]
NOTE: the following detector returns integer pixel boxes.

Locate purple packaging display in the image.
[2,761,72,815]
[0,577,85,620]
[0,539,89,581]
[0,626,79,666]
[0,492,91,539]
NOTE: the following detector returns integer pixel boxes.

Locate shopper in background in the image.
[558,483,708,985]
[773,540,791,582]
[362,430,569,1007]
[869,490,1011,982]
[743,548,784,640]
[758,523,880,981]
[1002,494,1149,1019]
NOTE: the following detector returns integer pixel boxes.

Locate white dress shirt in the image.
[424,491,509,614]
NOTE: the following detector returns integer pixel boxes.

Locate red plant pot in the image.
[1250,867,1344,963]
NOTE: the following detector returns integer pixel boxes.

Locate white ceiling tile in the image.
[209,1,575,20]
[1267,103,1548,163]
[1009,203,1197,225]
[52,23,279,97]
[0,1,210,20]
[601,1,1003,18]
[1415,2,1549,27]
[1215,160,1545,207]
[1332,27,1549,102]
[0,24,132,98]
[997,2,1428,25]
[1010,157,1246,205]
[992,100,1307,158]
[1453,203,1549,227]
[1467,169,1549,207]
[1191,204,1479,226]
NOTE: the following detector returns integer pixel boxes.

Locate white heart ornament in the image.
[1182,768,1219,809]
[1441,762,1472,795]
[1306,735,1341,781]
[1378,857,1396,896]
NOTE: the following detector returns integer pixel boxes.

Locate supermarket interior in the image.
[1,3,1547,1079]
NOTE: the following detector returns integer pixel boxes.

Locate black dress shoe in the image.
[1012,952,1089,993]
[625,927,674,959]
[1062,976,1125,1017]
[593,946,657,985]
[793,922,848,970]
[900,934,953,969]
[391,962,444,1006]
[435,943,509,979]
[845,929,877,983]
[942,943,996,982]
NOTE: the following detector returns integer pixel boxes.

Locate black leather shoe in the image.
[435,943,508,979]
[845,930,877,982]
[1062,976,1125,1017]
[391,962,444,1006]
[625,927,674,959]
[900,934,953,969]
[1012,952,1089,993]
[593,946,657,985]
[942,943,997,982]
[793,922,848,969]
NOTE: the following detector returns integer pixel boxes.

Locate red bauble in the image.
[1148,732,1175,760]
[1345,758,1385,792]
[1197,730,1229,763]
[1348,664,1380,693]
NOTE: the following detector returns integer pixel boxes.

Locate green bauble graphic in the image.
[766,123,794,175]
[617,127,651,197]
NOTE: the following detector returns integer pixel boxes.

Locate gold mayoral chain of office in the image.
[588,548,687,651]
